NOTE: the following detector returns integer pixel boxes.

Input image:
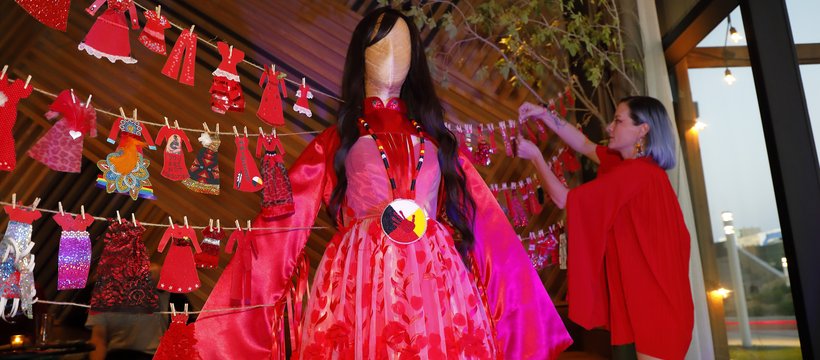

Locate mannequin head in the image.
[331,8,476,257]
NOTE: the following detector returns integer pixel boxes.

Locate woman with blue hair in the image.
[517,97,694,360]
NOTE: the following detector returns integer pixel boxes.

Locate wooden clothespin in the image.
[229,45,233,58]
[132,108,138,121]
[174,120,180,129]
[131,213,137,224]
[246,220,252,232]
[156,5,161,16]
[234,220,241,231]
[70,89,77,103]
[0,65,7,79]
[203,123,211,134]
[81,205,86,219]
[31,196,42,209]
[183,216,189,228]
[216,219,221,232]
[164,117,170,128]
[24,75,31,89]
[272,64,276,73]
[215,123,220,135]
[209,219,214,229]
[232,126,239,137]
[184,303,189,315]
[58,202,64,215]
[301,77,305,87]
[190,24,195,33]
[169,216,175,229]
[11,193,16,209]
[170,303,176,316]
[85,94,93,109]
[116,210,122,224]
[119,107,127,119]
[272,127,277,138]
[243,126,248,138]
[258,127,265,137]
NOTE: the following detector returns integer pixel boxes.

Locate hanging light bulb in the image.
[729,26,743,43]
[724,68,736,85]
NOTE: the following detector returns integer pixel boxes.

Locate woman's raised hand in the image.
[518,101,549,122]
[515,136,544,162]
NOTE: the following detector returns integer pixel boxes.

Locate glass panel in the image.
[786,0,820,44]
[799,65,820,164]
[688,9,803,357]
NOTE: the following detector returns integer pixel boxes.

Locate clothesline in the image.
[0,200,329,232]
[132,1,345,103]
[35,299,281,315]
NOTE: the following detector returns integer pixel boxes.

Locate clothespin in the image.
[0,65,7,79]
[116,210,122,224]
[169,216,175,229]
[58,202,65,215]
[272,64,276,73]
[243,126,248,138]
[131,213,137,224]
[216,219,221,232]
[119,107,127,119]
[215,123,220,135]
[209,219,214,229]
[132,108,138,121]
[203,123,211,134]
[81,205,86,219]
[85,94,93,109]
[174,120,180,129]
[272,127,277,138]
[258,127,265,137]
[183,216,189,228]
[234,220,241,231]
[164,117,170,128]
[301,77,305,87]
[11,193,16,209]
[246,220,252,232]
[190,24,195,33]
[24,75,31,89]
[232,126,239,137]
[170,303,176,316]
[70,89,77,103]
[229,45,233,58]
[156,5,161,16]
[184,303,189,315]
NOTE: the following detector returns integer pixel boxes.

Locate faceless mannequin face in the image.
[364,17,411,101]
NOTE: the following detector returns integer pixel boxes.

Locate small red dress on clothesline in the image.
[157,226,201,293]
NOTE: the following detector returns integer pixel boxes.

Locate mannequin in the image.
[195,8,571,359]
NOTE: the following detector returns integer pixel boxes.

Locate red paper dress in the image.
[155,313,202,360]
[157,226,201,293]
[257,134,293,218]
[138,9,170,54]
[28,90,97,173]
[195,226,224,269]
[224,228,254,306]
[292,83,312,117]
[96,116,157,200]
[14,0,71,31]
[90,220,158,313]
[0,76,33,172]
[233,135,263,192]
[156,125,193,181]
[194,98,572,359]
[210,42,244,114]
[78,0,140,64]
[257,66,288,127]
[566,146,694,359]
[181,132,221,195]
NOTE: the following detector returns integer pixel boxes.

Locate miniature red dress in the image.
[157,225,201,293]
[97,116,157,200]
[257,134,293,218]
[292,83,312,117]
[78,0,140,64]
[210,42,244,114]
[195,226,223,269]
[0,76,34,172]
[224,228,254,306]
[566,146,694,359]
[155,313,202,360]
[90,219,158,313]
[257,66,288,126]
[138,9,170,54]
[233,135,263,192]
[156,125,193,181]
[28,89,97,173]
[181,132,221,195]
[14,0,71,31]
[53,212,95,290]
[162,29,197,86]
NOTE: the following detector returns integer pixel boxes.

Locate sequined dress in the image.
[0,205,41,319]
[53,213,95,290]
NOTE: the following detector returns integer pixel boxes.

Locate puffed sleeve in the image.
[195,126,339,360]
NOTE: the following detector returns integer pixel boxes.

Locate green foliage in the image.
[400,0,642,125]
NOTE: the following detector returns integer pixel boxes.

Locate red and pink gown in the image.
[566,146,694,360]
[28,89,98,173]
[194,98,572,359]
[78,0,140,64]
[157,226,201,293]
[0,76,34,172]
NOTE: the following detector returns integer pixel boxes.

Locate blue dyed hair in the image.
[620,96,677,169]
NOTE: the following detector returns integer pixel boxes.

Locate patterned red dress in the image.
[210,42,244,114]
[155,125,193,181]
[138,9,171,54]
[233,135,263,192]
[257,134,294,218]
[194,226,224,269]
[0,76,34,172]
[155,313,202,360]
[257,66,288,127]
[157,226,201,293]
[90,220,158,313]
[78,0,140,64]
[28,89,97,173]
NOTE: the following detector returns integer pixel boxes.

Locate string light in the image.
[691,121,708,133]
[724,68,736,85]
[727,15,743,44]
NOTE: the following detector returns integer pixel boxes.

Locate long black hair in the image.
[328,7,476,256]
